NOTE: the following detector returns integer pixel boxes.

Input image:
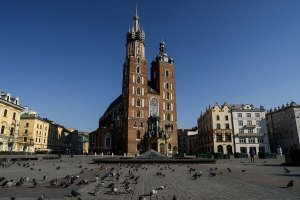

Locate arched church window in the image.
[137,110,141,118]
[140,122,143,128]
[166,92,170,100]
[167,103,171,111]
[133,122,137,127]
[137,130,141,139]
[165,69,169,77]
[149,98,159,116]
[167,113,171,121]
[165,82,170,90]
[137,87,141,95]
[136,75,141,84]
[137,98,141,107]
[137,57,140,64]
[137,66,140,74]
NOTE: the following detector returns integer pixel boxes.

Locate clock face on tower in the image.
[150,98,158,117]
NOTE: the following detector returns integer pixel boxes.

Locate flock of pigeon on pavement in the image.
[0,159,295,200]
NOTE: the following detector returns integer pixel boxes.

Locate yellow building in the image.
[198,102,234,154]
[47,123,66,153]
[19,110,50,153]
[0,90,24,153]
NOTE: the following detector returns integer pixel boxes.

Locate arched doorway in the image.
[217,145,224,153]
[226,145,233,154]
[159,143,165,154]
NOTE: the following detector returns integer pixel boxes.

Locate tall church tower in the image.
[122,7,148,154]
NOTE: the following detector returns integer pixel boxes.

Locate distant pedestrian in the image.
[249,148,255,163]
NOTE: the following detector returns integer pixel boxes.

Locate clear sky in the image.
[1,0,299,132]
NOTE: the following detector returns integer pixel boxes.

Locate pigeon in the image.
[284,167,291,173]
[37,194,46,200]
[43,176,48,181]
[139,196,146,200]
[227,168,232,173]
[1,180,8,187]
[210,172,216,177]
[33,179,38,188]
[126,186,133,193]
[10,197,16,200]
[93,187,100,196]
[150,189,157,196]
[50,178,59,187]
[158,184,166,190]
[111,187,118,194]
[172,194,177,200]
[56,166,61,170]
[19,177,24,184]
[193,172,198,180]
[6,180,13,187]
[241,170,246,172]
[287,180,294,187]
[0,177,5,182]
[71,190,81,197]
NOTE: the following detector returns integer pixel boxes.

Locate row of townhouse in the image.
[0,89,87,154]
[179,101,300,156]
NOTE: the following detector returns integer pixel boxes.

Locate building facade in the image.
[91,10,178,156]
[0,90,24,152]
[19,109,71,154]
[266,101,300,154]
[197,102,234,154]
[19,110,50,153]
[230,104,270,155]
[178,128,198,155]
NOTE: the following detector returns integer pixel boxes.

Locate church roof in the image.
[103,94,122,115]
[135,149,168,160]
[147,81,159,94]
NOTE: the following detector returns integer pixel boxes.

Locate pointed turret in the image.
[127,4,145,43]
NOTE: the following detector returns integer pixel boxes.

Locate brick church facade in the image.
[89,10,178,156]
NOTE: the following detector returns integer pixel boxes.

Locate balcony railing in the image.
[244,125,256,129]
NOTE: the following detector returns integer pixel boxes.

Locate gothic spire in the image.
[133,3,140,32]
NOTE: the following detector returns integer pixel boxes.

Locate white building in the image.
[230,104,270,155]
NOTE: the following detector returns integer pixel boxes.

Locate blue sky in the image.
[0,0,299,132]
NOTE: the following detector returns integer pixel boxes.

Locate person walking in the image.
[249,148,255,163]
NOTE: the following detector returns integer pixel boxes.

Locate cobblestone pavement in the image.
[0,155,299,200]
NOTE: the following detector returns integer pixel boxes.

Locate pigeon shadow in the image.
[64,194,75,197]
[279,186,288,189]
[275,174,300,177]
